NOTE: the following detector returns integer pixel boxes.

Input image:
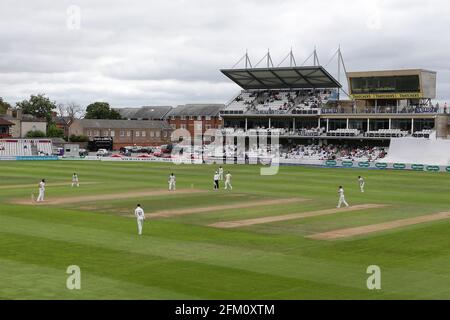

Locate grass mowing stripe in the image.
[1,161,449,299]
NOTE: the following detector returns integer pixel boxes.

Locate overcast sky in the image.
[0,0,449,108]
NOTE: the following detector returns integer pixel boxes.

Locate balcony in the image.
[322,105,444,115]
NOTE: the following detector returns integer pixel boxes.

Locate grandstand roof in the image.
[221,66,342,90]
[166,104,225,117]
[115,106,172,120]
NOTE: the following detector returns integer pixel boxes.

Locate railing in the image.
[0,134,12,138]
[322,107,444,115]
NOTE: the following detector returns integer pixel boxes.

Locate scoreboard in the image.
[347,69,436,100]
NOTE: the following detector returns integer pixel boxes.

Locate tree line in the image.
[0,94,123,139]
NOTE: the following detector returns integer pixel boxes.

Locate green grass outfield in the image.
[0,160,449,299]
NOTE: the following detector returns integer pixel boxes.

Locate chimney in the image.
[16,108,23,120]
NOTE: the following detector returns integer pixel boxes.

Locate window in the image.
[189,116,194,120]
[205,116,212,121]
[87,130,92,137]
[127,131,131,137]
[120,131,125,137]
[103,130,109,137]
[163,131,168,138]
[180,116,186,120]
[180,124,187,130]
[94,130,100,136]
[156,131,161,138]
[136,131,140,137]
[197,116,202,121]
[350,75,420,94]
[150,131,155,137]
[110,131,115,137]
[142,131,146,137]
[171,116,176,120]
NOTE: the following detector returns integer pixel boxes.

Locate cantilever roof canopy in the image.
[221,66,342,90]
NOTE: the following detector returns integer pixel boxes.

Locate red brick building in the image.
[165,104,224,141]
[69,119,173,150]
[0,118,13,138]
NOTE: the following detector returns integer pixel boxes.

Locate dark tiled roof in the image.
[54,116,72,125]
[0,117,14,126]
[74,119,172,130]
[0,114,15,121]
[165,104,225,117]
[115,106,173,120]
[21,114,47,122]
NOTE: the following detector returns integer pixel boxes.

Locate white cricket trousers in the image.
[169,182,176,191]
[137,218,144,235]
[225,181,232,190]
[360,183,365,192]
[337,196,349,208]
[37,189,45,202]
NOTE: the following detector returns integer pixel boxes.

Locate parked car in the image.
[119,147,132,156]
[96,149,111,157]
[160,144,173,154]
[79,149,89,157]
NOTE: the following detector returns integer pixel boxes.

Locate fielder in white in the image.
[213,171,220,191]
[168,173,176,191]
[72,173,80,187]
[37,179,46,202]
[358,176,365,193]
[337,186,349,208]
[218,166,224,181]
[134,204,145,235]
[224,171,232,190]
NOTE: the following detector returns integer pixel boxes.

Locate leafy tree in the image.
[84,102,122,120]
[47,123,65,138]
[25,130,46,138]
[16,94,56,123]
[69,134,89,142]
[0,97,11,114]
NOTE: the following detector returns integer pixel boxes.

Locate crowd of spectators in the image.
[229,89,335,115]
[179,140,388,163]
[283,144,387,162]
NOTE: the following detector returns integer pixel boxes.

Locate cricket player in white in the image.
[358,176,365,193]
[37,179,46,202]
[213,171,219,191]
[337,186,349,208]
[218,166,224,181]
[134,204,145,235]
[72,173,79,187]
[224,171,232,190]
[168,173,176,191]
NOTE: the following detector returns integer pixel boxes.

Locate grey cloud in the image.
[1,0,450,107]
